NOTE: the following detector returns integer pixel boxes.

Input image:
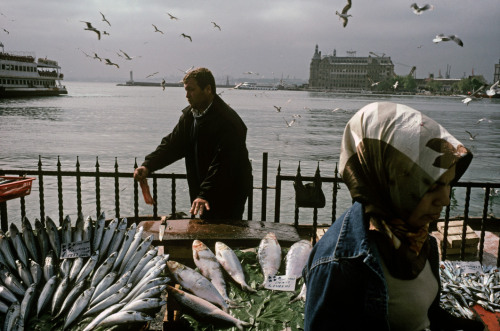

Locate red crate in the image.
[0,176,35,203]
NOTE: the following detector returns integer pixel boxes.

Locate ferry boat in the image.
[0,43,67,98]
[234,82,278,90]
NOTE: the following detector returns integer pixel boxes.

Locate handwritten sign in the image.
[448,261,483,275]
[264,275,297,291]
[61,240,91,259]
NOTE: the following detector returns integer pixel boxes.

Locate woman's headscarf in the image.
[339,102,472,278]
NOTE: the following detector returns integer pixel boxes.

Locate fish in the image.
[43,250,56,282]
[9,223,29,267]
[166,285,251,330]
[64,286,95,329]
[16,259,34,286]
[37,275,58,316]
[59,257,72,279]
[215,241,256,292]
[34,219,50,262]
[30,260,43,285]
[98,217,118,260]
[119,225,144,274]
[62,214,72,245]
[120,234,153,276]
[90,271,131,306]
[22,217,40,263]
[290,283,307,303]
[121,297,166,312]
[20,283,37,323]
[51,274,70,316]
[69,256,85,282]
[82,215,93,242]
[92,212,106,253]
[131,284,167,302]
[0,301,7,314]
[129,246,158,285]
[167,260,229,312]
[4,302,21,331]
[257,232,282,288]
[54,279,88,319]
[0,266,26,296]
[121,271,168,303]
[95,310,153,328]
[84,283,132,316]
[107,218,128,257]
[91,251,117,287]
[0,231,18,270]
[112,223,137,271]
[73,214,84,242]
[81,302,126,331]
[92,271,117,303]
[75,250,99,284]
[135,254,169,282]
[0,284,19,303]
[285,239,312,278]
[45,216,62,258]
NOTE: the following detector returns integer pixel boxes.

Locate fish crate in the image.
[434,221,479,257]
[0,176,35,202]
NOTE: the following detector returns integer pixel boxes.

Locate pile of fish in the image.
[166,232,312,330]
[440,261,500,319]
[0,213,170,331]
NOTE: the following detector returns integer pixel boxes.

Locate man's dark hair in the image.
[183,67,216,95]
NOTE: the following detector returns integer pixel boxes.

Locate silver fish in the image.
[9,223,29,268]
[91,271,117,303]
[81,302,126,331]
[20,283,37,323]
[51,275,70,316]
[0,301,8,314]
[129,246,158,285]
[119,225,144,274]
[73,214,84,242]
[45,216,61,258]
[22,217,40,264]
[0,285,18,303]
[96,310,153,328]
[285,239,312,278]
[76,250,99,284]
[43,250,56,282]
[166,285,251,331]
[257,232,281,288]
[37,275,58,316]
[0,231,17,270]
[112,223,137,271]
[121,266,167,303]
[215,241,256,293]
[120,234,153,276]
[54,279,88,319]
[4,302,21,331]
[107,218,128,259]
[82,215,93,242]
[98,217,118,261]
[92,212,106,253]
[64,286,95,329]
[30,260,42,286]
[131,284,167,302]
[90,271,131,307]
[61,214,72,245]
[0,266,26,296]
[69,256,85,282]
[34,219,50,262]
[121,297,166,312]
[134,254,169,283]
[84,283,132,316]
[59,257,72,279]
[167,260,229,312]
[16,259,33,286]
[91,251,117,287]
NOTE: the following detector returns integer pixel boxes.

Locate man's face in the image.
[184,78,211,111]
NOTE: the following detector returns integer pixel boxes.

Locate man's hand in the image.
[190,198,210,217]
[134,166,149,181]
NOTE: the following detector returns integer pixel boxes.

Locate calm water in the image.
[1,81,499,226]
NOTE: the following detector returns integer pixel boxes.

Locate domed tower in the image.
[309,45,322,88]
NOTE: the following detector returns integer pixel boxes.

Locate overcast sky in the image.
[1,0,499,84]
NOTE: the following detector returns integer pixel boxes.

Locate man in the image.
[134,67,252,220]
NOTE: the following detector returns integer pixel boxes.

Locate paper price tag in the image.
[449,261,483,274]
[264,275,297,291]
[61,240,91,259]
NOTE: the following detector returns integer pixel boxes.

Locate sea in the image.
[1,81,499,227]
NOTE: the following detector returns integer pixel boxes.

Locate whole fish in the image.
[290,283,307,303]
[167,260,229,312]
[92,212,106,253]
[112,223,137,272]
[90,271,131,306]
[119,226,144,273]
[69,256,85,282]
[84,283,132,316]
[0,231,17,270]
[22,217,40,264]
[54,279,88,319]
[121,297,166,312]
[81,302,126,331]
[20,283,37,323]
[0,285,19,303]
[0,301,8,314]
[120,234,153,276]
[91,271,117,303]
[51,275,70,316]
[134,254,169,284]
[106,218,128,259]
[4,302,21,331]
[91,251,117,287]
[61,214,72,245]
[64,286,95,329]
[45,216,61,258]
[82,215,93,242]
[34,219,50,262]
[75,250,99,284]
[129,246,158,285]
[131,284,167,302]
[0,266,26,296]
[285,239,312,278]
[9,223,29,268]
[37,275,58,316]
[193,240,231,302]
[257,232,282,288]
[98,217,119,261]
[43,250,56,282]
[215,241,256,292]
[96,310,153,328]
[166,285,251,330]
[121,270,168,303]
[59,257,72,278]
[73,214,84,242]
[16,259,33,286]
[30,260,42,286]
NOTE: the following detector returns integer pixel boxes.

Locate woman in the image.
[303,102,483,330]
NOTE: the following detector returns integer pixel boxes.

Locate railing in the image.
[1,153,499,266]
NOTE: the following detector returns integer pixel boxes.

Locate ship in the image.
[0,42,67,98]
[233,82,279,91]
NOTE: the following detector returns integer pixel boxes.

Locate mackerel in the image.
[0,266,26,296]
[82,215,93,243]
[121,297,166,312]
[73,214,84,242]
[20,283,37,323]
[9,223,29,268]
[34,219,50,262]
[37,275,58,316]
[59,257,72,278]
[43,250,56,282]
[121,266,167,303]
[30,260,42,286]
[92,212,106,253]
[69,256,85,282]
[119,225,144,273]
[129,246,158,285]
[0,231,17,270]
[96,310,153,328]
[16,259,33,287]
[0,301,8,313]
[53,279,88,319]
[131,284,167,302]
[107,218,128,259]
[285,239,312,278]
[91,271,117,303]
[45,216,61,259]
[257,232,281,288]
[75,250,99,284]
[0,285,18,303]
[166,285,251,330]
[22,217,40,264]
[84,283,132,316]
[64,286,95,329]
[135,254,169,282]
[215,241,256,292]
[98,217,118,261]
[90,271,131,306]
[112,223,137,271]
[61,214,72,245]
[4,302,21,331]
[81,302,125,331]
[51,275,70,316]
[120,234,153,276]
[91,251,117,287]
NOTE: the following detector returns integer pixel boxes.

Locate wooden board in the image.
[436,221,479,248]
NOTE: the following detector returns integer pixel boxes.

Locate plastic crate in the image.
[0,176,35,203]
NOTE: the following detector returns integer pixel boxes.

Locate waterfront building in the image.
[308,45,394,91]
[494,59,500,83]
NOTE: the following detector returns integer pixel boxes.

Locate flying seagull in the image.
[2,28,9,34]
[103,31,110,36]
[476,117,492,125]
[104,58,119,68]
[100,11,111,26]
[433,34,463,47]
[393,81,399,89]
[152,24,164,34]
[180,33,192,42]
[78,48,92,58]
[146,72,159,78]
[410,3,434,15]
[119,50,140,60]
[461,97,472,106]
[178,66,195,74]
[211,22,221,30]
[93,53,102,61]
[465,130,477,140]
[283,117,296,128]
[81,21,101,40]
[335,0,352,28]
[486,81,499,96]
[167,12,179,20]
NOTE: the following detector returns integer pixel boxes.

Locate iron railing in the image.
[1,152,499,265]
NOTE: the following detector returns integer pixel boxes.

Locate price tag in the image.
[449,261,483,274]
[264,275,297,291]
[61,240,91,259]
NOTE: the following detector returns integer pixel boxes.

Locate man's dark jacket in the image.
[142,95,252,220]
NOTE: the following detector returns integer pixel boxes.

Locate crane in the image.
[369,51,385,57]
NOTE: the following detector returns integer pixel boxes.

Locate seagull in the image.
[93,53,102,61]
[410,3,434,15]
[433,34,463,47]
[103,31,110,36]
[475,117,492,125]
[100,11,111,26]
[2,28,9,34]
[393,81,399,89]
[461,97,472,106]
[161,79,166,91]
[119,50,140,60]
[465,130,477,140]
[332,107,344,112]
[335,0,352,28]
[486,81,499,96]
[180,33,192,42]
[104,58,119,68]
[211,22,221,30]
[146,72,159,78]
[78,48,92,58]
[178,66,194,74]
[81,21,101,40]
[152,24,164,34]
[283,117,296,127]
[167,12,179,20]
[274,106,282,112]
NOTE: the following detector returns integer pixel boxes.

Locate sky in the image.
[1,0,499,85]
